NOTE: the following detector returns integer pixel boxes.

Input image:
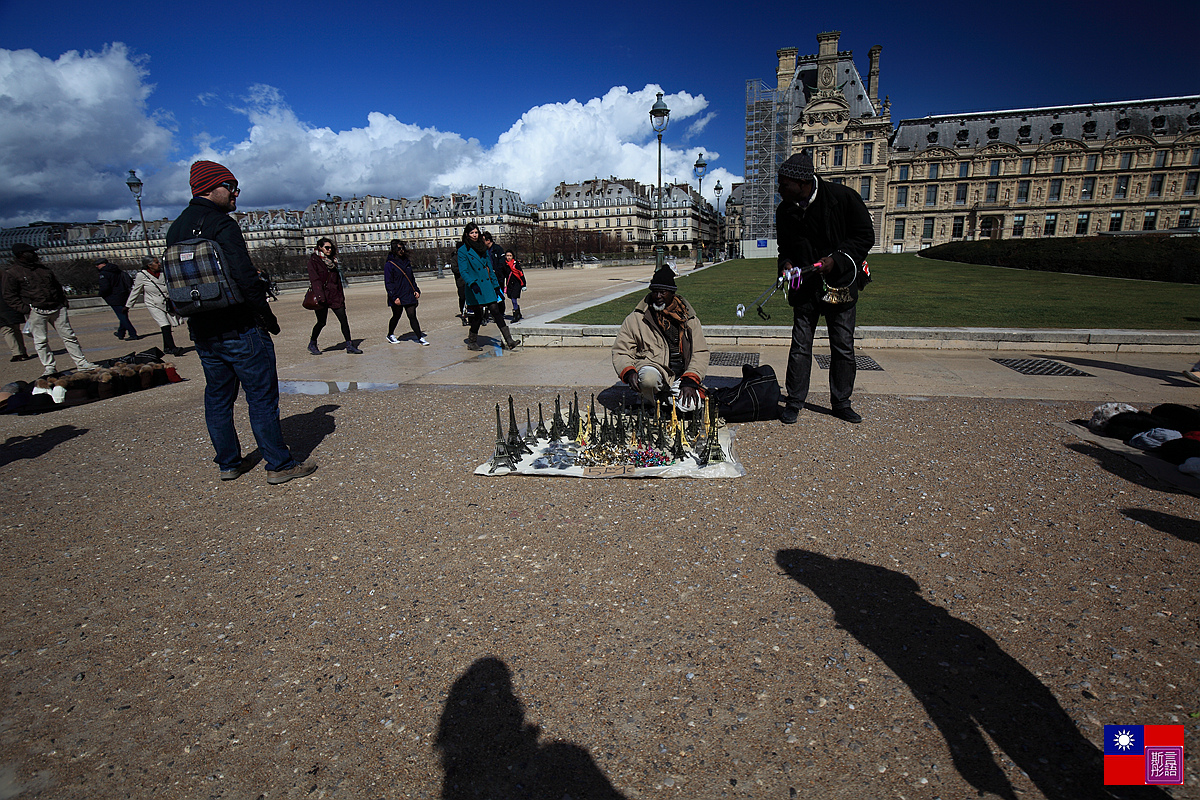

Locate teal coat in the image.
[457,244,502,306]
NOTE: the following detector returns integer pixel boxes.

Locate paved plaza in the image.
[0,264,1197,798]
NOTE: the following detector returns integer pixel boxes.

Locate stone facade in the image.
[750,33,1200,256]
[886,98,1200,251]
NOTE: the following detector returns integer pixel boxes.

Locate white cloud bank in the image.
[0,44,742,228]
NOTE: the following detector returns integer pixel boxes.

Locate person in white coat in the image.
[125,255,185,356]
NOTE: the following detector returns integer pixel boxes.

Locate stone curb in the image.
[512,323,1200,353]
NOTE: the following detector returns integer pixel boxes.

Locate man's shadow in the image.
[0,425,88,468]
[278,403,338,462]
[435,656,625,800]
[776,550,1168,800]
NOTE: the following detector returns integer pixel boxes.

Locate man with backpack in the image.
[96,259,138,340]
[165,160,316,485]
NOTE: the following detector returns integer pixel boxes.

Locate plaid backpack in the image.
[161,237,245,316]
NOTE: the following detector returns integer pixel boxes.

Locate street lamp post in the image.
[125,169,152,257]
[693,153,707,268]
[713,180,723,261]
[649,92,670,269]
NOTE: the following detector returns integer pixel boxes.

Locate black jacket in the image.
[97,262,132,308]
[776,176,875,306]
[165,197,278,340]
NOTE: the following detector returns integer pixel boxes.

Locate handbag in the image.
[302,289,324,311]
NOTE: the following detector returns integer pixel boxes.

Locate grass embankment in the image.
[558,255,1200,329]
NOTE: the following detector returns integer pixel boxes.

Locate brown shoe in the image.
[266,460,318,485]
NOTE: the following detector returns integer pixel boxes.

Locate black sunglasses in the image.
[219,180,239,193]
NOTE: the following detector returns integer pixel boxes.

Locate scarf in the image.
[652,294,689,329]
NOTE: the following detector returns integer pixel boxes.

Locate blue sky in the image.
[1,0,1196,227]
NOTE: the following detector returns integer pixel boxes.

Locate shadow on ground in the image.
[1120,508,1200,545]
[1036,354,1197,388]
[775,550,1168,800]
[435,656,625,799]
[0,425,88,468]
[280,403,339,461]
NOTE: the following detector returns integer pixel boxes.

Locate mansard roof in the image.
[786,52,880,122]
[891,96,1200,152]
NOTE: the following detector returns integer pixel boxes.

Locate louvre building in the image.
[745,31,1199,255]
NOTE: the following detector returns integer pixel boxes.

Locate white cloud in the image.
[0,43,175,226]
[0,44,743,227]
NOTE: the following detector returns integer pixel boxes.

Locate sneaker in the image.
[220,458,253,481]
[345,343,363,354]
[779,406,800,425]
[387,334,401,344]
[267,460,317,485]
[418,336,429,346]
[832,406,862,424]
[308,341,321,356]
[75,363,99,373]
[1183,370,1200,385]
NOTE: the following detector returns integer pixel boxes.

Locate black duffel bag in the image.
[712,363,781,422]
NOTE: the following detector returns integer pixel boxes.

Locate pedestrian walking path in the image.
[4,262,1197,406]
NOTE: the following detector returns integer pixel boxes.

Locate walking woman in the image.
[306,238,361,354]
[457,223,519,351]
[125,255,185,356]
[503,249,527,322]
[384,240,428,345]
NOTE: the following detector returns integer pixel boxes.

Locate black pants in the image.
[388,304,423,337]
[311,306,351,343]
[468,302,510,337]
[785,300,857,411]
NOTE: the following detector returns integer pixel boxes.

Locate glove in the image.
[625,370,641,393]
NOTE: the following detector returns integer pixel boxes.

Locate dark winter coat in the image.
[3,258,67,315]
[307,253,346,310]
[384,255,420,306]
[166,196,279,340]
[0,267,26,326]
[776,176,875,307]
[97,262,133,308]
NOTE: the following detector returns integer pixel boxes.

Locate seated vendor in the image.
[612,265,709,412]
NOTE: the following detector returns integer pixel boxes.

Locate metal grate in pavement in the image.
[991,358,1093,377]
[815,354,884,371]
[710,352,760,367]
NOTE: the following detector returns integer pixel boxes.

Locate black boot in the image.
[467,334,483,352]
[499,325,521,350]
[161,326,184,357]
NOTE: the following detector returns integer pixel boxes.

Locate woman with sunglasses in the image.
[306,238,361,354]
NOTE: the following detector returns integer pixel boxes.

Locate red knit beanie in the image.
[190,161,237,196]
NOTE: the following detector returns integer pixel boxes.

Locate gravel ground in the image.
[1,376,1197,800]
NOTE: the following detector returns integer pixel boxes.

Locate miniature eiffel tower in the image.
[487,403,518,473]
[550,395,567,440]
[704,395,727,464]
[568,392,580,442]
[506,396,533,457]
[670,424,687,462]
[535,403,550,440]
[524,408,540,449]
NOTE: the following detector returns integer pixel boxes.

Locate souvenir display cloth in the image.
[475,394,745,479]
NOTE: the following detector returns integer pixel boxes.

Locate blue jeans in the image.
[195,327,297,472]
[110,304,138,338]
[786,300,857,411]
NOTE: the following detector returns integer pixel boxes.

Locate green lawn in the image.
[559,255,1200,329]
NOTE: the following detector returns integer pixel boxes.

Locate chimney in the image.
[867,45,882,104]
[815,31,840,92]
[776,47,797,92]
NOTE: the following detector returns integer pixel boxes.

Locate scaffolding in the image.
[743,79,787,244]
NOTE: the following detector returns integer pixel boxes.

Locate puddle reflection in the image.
[278,380,400,395]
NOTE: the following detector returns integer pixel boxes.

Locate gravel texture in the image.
[1,377,1197,799]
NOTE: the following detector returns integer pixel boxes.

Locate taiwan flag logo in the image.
[1103,725,1185,785]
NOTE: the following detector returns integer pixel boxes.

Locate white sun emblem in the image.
[1113,729,1136,750]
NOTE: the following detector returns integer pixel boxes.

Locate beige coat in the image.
[125,270,182,328]
[612,296,708,385]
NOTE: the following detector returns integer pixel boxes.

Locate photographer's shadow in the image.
[435,656,625,800]
[776,550,1168,800]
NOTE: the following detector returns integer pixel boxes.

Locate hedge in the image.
[921,236,1200,284]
